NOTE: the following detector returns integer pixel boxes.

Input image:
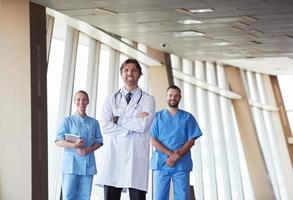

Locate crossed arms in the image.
[101,94,155,137]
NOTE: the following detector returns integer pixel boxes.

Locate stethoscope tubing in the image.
[114,89,143,110]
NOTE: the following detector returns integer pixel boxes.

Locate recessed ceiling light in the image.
[190,8,214,13]
[177,19,203,24]
[170,30,205,37]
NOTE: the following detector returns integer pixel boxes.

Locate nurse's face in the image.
[166,88,181,108]
[74,92,89,113]
[121,63,141,87]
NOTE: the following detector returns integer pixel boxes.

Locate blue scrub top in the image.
[56,114,103,175]
[151,109,202,171]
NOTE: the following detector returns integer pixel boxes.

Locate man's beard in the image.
[168,101,179,108]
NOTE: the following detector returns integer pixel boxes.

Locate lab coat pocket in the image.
[133,134,148,159]
[119,137,131,160]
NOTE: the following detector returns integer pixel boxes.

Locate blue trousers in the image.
[153,169,190,200]
[62,173,93,200]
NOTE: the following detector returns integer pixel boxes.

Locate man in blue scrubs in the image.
[151,85,202,200]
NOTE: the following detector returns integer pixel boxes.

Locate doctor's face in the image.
[166,88,181,108]
[121,63,141,87]
[74,91,89,113]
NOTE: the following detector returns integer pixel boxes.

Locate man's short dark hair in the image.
[120,58,143,75]
[167,85,181,95]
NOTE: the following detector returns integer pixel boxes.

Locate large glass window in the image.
[277,75,293,134]
[47,19,66,200]
[170,54,254,200]
[71,33,90,113]
[244,71,290,199]
[95,44,111,117]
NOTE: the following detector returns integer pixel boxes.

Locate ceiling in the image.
[34,0,293,75]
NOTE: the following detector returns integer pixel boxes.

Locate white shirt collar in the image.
[121,87,140,97]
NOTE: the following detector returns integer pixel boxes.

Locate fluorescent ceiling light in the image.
[213,42,232,46]
[175,8,214,15]
[171,30,205,37]
[222,52,241,57]
[190,8,214,13]
[177,19,203,24]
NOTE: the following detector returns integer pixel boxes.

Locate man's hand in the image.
[166,157,175,167]
[138,112,149,118]
[110,116,119,124]
[165,151,181,168]
[169,151,181,162]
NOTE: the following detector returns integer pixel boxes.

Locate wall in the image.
[0,0,32,199]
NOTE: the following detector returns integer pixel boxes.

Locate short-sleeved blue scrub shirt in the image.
[151,109,202,171]
[56,114,103,175]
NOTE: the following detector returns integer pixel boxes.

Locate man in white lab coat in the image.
[97,58,156,200]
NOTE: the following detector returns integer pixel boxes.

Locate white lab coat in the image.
[96,87,155,192]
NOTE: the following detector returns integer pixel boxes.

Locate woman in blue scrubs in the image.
[56,90,103,200]
[151,85,202,200]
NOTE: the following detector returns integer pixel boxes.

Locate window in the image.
[71,33,90,113]
[278,75,293,134]
[47,19,66,200]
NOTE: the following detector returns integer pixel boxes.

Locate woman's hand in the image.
[76,148,87,156]
[73,139,84,148]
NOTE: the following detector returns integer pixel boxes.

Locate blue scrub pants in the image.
[62,173,93,200]
[153,169,190,200]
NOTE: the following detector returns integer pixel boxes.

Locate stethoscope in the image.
[114,88,143,110]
